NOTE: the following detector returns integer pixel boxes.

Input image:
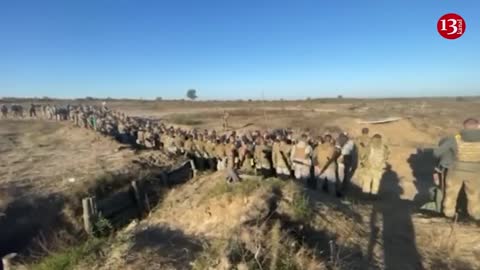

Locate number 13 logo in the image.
[437,13,466,40]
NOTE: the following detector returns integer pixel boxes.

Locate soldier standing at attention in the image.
[225,135,238,169]
[1,104,7,118]
[29,103,37,118]
[356,128,371,189]
[291,134,313,183]
[215,137,226,171]
[362,134,390,196]
[314,134,338,195]
[238,138,254,173]
[254,137,273,178]
[183,134,195,159]
[204,136,217,171]
[336,133,358,195]
[273,135,292,180]
[435,118,480,221]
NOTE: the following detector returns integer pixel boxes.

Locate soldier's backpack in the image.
[368,144,388,169]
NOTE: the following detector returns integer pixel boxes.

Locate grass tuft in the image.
[30,237,106,270]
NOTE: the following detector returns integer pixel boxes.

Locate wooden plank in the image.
[82,197,93,235]
[189,159,197,177]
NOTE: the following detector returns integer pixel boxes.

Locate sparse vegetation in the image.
[30,237,106,270]
[291,189,313,221]
[94,214,114,237]
[202,177,286,204]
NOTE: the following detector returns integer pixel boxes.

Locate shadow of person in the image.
[131,226,204,269]
[367,164,424,270]
[407,148,436,206]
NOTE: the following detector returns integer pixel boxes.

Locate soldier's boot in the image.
[442,173,464,218]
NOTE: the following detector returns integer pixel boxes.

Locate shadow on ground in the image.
[0,186,74,258]
[129,226,204,269]
[407,148,436,205]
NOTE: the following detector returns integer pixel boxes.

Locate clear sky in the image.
[1,0,479,100]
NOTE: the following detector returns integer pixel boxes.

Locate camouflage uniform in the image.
[238,141,254,173]
[254,140,272,178]
[355,133,371,184]
[436,130,480,220]
[204,138,217,170]
[362,137,389,195]
[215,140,227,170]
[291,140,312,181]
[272,139,292,179]
[194,136,207,170]
[225,143,237,170]
[314,142,337,194]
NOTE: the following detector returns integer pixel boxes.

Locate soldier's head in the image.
[463,118,479,130]
[362,127,369,135]
[323,134,332,144]
[337,133,348,147]
[371,134,383,146]
[300,133,307,142]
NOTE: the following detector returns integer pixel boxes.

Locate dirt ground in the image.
[0,119,172,257]
[2,97,480,269]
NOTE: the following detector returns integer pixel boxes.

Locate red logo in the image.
[437,13,466,40]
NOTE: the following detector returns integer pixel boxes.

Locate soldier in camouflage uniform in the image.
[215,137,227,171]
[435,118,480,221]
[194,134,206,170]
[355,128,371,186]
[204,136,217,171]
[272,135,292,180]
[314,134,338,194]
[254,136,273,178]
[238,138,254,173]
[362,134,389,195]
[291,134,313,182]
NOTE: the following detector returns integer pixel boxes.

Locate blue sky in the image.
[1,0,479,100]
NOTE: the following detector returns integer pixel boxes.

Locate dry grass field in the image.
[1,97,480,269]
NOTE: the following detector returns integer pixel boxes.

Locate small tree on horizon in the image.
[186,89,198,100]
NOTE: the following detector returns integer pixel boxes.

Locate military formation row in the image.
[3,103,478,221]
[1,103,390,198]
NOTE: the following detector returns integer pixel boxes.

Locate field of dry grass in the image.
[2,97,480,269]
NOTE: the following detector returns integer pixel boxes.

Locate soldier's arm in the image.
[290,146,296,161]
[433,137,455,159]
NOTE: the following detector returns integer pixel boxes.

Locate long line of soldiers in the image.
[1,102,391,197]
[3,103,479,221]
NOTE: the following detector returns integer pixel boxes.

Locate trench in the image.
[0,158,194,263]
